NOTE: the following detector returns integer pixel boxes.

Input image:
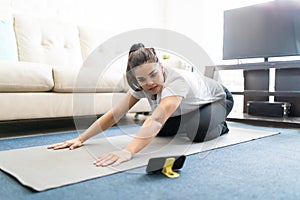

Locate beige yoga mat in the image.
[0,126,279,191]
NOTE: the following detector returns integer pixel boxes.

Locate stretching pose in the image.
[48,43,234,167]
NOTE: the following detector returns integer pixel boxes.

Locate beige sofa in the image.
[0,14,153,122]
[0,14,191,122]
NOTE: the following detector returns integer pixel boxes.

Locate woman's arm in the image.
[48,92,139,150]
[79,92,140,142]
[94,95,183,167]
[124,96,183,154]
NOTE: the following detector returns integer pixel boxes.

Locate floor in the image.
[0,120,299,200]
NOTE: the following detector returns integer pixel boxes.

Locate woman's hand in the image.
[47,137,83,150]
[93,150,132,167]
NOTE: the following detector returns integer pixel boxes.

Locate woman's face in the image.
[134,63,164,95]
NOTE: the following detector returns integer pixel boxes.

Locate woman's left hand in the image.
[93,150,133,167]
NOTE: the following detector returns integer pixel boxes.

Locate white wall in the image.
[162,0,274,64]
[0,0,274,63]
[0,0,164,33]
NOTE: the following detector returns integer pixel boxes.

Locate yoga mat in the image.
[0,126,279,191]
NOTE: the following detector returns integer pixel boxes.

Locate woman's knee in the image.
[187,124,222,142]
[184,101,226,142]
[187,128,206,142]
[157,116,181,137]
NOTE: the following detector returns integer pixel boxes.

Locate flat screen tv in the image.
[223,0,300,60]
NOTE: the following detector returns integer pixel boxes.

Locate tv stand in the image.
[205,60,300,127]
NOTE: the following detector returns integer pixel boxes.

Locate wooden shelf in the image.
[214,60,300,71]
[231,91,300,97]
[227,113,300,128]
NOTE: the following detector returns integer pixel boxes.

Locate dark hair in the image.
[129,43,145,55]
[126,43,159,91]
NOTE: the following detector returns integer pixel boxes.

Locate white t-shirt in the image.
[129,67,226,117]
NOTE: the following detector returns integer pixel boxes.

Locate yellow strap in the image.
[161,157,180,178]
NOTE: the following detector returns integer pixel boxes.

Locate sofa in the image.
[0,14,190,122]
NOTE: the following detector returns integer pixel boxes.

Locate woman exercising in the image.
[48,43,234,167]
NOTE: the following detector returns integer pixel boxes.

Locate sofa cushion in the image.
[14,14,83,68]
[0,17,18,61]
[53,66,126,93]
[0,61,54,92]
[78,25,116,61]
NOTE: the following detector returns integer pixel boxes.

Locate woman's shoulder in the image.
[165,67,185,82]
[165,66,202,82]
[165,66,193,77]
[163,67,195,91]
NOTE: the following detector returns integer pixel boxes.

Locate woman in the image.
[48,43,234,167]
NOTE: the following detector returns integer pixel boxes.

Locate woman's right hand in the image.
[47,137,83,150]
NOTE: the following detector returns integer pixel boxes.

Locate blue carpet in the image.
[0,123,299,200]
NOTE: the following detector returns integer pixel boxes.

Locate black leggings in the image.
[157,86,234,142]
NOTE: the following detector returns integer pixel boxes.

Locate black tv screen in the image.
[223,0,300,60]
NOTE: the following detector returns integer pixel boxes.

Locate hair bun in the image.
[129,43,145,54]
